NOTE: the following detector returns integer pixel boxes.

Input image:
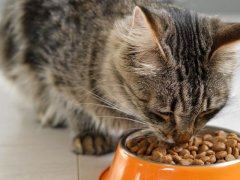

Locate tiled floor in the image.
[0,76,114,180]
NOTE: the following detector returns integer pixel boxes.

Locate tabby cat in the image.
[0,0,240,155]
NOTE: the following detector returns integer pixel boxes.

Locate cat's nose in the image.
[173,130,193,144]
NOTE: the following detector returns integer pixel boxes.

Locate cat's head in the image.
[106,5,240,143]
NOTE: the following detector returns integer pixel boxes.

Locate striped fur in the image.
[0,0,239,154]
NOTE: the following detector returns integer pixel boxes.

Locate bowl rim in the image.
[120,125,240,168]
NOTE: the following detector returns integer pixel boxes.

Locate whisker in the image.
[123,126,149,134]
[77,86,140,118]
[78,102,134,116]
[95,115,148,125]
[93,84,141,117]
[81,87,116,107]
[74,83,149,128]
[77,87,130,114]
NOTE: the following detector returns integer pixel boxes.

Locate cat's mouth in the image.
[153,130,175,144]
[149,126,195,144]
[152,128,195,144]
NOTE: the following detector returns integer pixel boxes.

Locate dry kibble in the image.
[200,156,210,162]
[198,144,209,153]
[179,159,192,165]
[216,130,227,138]
[209,155,217,164]
[180,143,189,149]
[168,149,178,155]
[172,146,183,153]
[172,155,182,163]
[225,154,236,161]
[232,147,239,158]
[203,134,212,141]
[227,133,238,139]
[130,145,139,153]
[212,142,226,151]
[183,154,194,159]
[194,137,203,147]
[227,135,239,141]
[179,149,190,156]
[189,138,194,146]
[226,139,238,148]
[189,146,198,151]
[146,144,155,155]
[191,151,197,157]
[138,139,149,147]
[192,159,204,165]
[214,136,226,143]
[137,146,147,155]
[152,151,163,161]
[153,147,167,155]
[227,147,232,154]
[196,152,207,159]
[127,129,240,165]
[161,155,173,163]
[203,141,213,148]
[216,151,227,159]
[206,150,215,156]
[126,139,138,148]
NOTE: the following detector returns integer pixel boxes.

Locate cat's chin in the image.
[155,132,175,144]
[161,137,175,144]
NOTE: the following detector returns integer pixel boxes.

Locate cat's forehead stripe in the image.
[176,68,184,82]
[178,85,186,111]
[163,8,210,112]
[207,98,211,109]
[170,97,178,112]
[194,16,206,55]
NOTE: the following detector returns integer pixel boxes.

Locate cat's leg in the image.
[70,110,120,155]
[37,105,67,128]
[34,92,68,128]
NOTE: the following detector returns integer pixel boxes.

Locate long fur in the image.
[0,0,240,154]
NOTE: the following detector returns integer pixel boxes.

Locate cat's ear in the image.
[210,23,240,73]
[211,23,240,55]
[132,6,155,30]
[130,6,166,59]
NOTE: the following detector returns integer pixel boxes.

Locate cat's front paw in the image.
[38,110,67,128]
[72,133,116,155]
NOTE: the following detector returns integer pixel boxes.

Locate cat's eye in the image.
[148,111,172,123]
[198,109,220,120]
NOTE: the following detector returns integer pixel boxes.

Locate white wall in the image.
[177,0,240,14]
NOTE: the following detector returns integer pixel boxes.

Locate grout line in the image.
[76,155,80,180]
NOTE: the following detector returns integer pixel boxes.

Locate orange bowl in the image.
[100,126,240,180]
